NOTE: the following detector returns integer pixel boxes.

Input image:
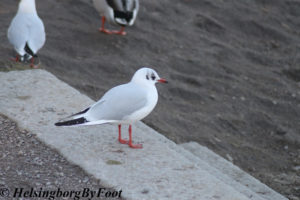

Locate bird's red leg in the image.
[11,55,19,62]
[30,57,34,68]
[29,57,37,69]
[111,26,126,36]
[99,16,113,34]
[99,16,126,35]
[128,125,143,149]
[118,124,129,144]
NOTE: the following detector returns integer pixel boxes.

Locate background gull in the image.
[92,0,139,35]
[7,0,46,68]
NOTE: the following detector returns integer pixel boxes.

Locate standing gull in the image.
[7,0,46,68]
[92,0,139,35]
[55,68,167,149]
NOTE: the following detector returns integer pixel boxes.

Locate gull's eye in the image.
[146,75,149,80]
[151,73,156,80]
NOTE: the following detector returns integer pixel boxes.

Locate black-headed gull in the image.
[55,68,167,149]
[7,0,45,68]
[92,0,139,35]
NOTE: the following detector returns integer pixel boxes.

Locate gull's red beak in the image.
[157,78,168,83]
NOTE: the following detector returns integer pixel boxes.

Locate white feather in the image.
[7,0,45,56]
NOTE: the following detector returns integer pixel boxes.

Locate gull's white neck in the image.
[131,79,155,89]
[18,0,37,14]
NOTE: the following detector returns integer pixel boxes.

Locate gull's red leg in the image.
[30,57,39,69]
[99,16,126,35]
[118,124,129,144]
[111,26,126,36]
[11,55,19,62]
[128,125,143,149]
[30,57,34,68]
[99,16,113,34]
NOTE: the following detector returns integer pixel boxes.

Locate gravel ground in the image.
[0,114,124,200]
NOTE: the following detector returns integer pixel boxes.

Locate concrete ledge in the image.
[0,70,287,200]
[180,142,287,200]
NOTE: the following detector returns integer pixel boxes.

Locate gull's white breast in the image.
[123,85,158,123]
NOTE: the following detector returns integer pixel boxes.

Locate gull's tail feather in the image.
[24,42,37,58]
[55,117,89,126]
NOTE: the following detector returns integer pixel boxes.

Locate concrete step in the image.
[0,70,287,200]
[180,142,287,200]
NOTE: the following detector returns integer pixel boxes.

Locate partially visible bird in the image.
[55,68,167,149]
[7,0,46,68]
[92,0,139,35]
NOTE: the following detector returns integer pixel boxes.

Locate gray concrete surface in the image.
[180,142,287,200]
[0,70,287,200]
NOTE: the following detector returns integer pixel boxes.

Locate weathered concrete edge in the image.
[180,142,288,200]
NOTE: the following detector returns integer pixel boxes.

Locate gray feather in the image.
[85,82,147,121]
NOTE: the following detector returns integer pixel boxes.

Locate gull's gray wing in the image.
[85,82,148,121]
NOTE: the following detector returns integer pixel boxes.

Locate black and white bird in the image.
[7,0,45,68]
[55,68,167,149]
[92,0,139,35]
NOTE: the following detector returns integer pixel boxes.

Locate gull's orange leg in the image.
[128,125,143,149]
[30,57,39,69]
[111,26,126,36]
[99,16,113,34]
[99,16,126,35]
[10,55,19,62]
[118,124,129,144]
